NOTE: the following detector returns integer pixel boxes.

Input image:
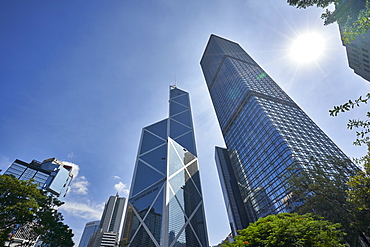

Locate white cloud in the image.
[67,152,74,159]
[114,182,130,196]
[60,200,103,220]
[70,176,89,195]
[61,161,79,178]
[113,175,121,179]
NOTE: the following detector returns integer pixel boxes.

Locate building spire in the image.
[170,74,177,89]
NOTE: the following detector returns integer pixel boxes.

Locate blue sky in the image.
[1,1,369,246]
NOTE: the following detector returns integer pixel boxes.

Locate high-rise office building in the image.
[200,34,356,235]
[88,195,125,247]
[4,158,73,199]
[78,221,100,247]
[214,147,249,236]
[121,87,209,247]
[341,31,370,82]
[337,0,370,82]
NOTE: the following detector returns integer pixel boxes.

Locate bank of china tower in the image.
[121,86,209,247]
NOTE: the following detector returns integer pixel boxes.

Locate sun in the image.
[290,33,325,63]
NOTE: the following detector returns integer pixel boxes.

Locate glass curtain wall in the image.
[121,87,208,247]
[200,34,357,226]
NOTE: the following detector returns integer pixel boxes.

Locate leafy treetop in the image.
[0,174,74,247]
[223,213,346,247]
[287,0,370,42]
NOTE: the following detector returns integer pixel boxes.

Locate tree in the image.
[329,92,370,212]
[223,213,346,247]
[286,158,369,246]
[287,0,370,42]
[33,191,74,247]
[283,93,370,246]
[0,174,44,245]
[0,174,74,246]
[347,147,370,213]
[346,146,370,246]
[330,93,370,245]
[329,92,370,146]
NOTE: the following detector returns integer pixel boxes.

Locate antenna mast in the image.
[170,74,177,89]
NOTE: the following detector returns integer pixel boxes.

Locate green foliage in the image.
[286,158,368,246]
[346,145,370,245]
[287,0,333,9]
[330,93,370,146]
[0,174,44,244]
[328,93,370,246]
[287,0,370,42]
[0,174,74,246]
[223,213,346,247]
[347,146,370,212]
[33,192,74,247]
[329,93,370,116]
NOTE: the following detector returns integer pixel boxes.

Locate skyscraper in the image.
[200,34,354,234]
[4,158,73,199]
[78,221,100,247]
[214,147,249,236]
[121,87,209,247]
[341,31,370,82]
[336,0,370,83]
[88,195,125,247]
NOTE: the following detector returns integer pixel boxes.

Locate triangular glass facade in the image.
[122,87,208,247]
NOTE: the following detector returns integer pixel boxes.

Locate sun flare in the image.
[290,33,325,63]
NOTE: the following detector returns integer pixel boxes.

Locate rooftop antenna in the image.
[170,74,177,89]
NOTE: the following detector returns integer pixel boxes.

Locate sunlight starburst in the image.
[290,33,325,63]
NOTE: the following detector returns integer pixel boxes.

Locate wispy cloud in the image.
[70,176,89,195]
[114,182,130,196]
[60,200,103,220]
[67,152,74,159]
[113,175,121,179]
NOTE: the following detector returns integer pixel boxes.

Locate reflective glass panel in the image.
[171,110,192,128]
[171,229,186,247]
[48,168,70,196]
[143,189,163,245]
[130,225,157,247]
[20,168,37,181]
[168,141,185,176]
[170,88,187,100]
[170,119,191,139]
[139,144,167,174]
[185,223,201,247]
[168,193,186,245]
[140,130,166,154]
[145,119,168,140]
[170,101,188,117]
[169,169,186,207]
[185,158,198,178]
[131,162,165,196]
[131,184,162,215]
[174,133,196,156]
[125,205,140,241]
[171,94,190,107]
